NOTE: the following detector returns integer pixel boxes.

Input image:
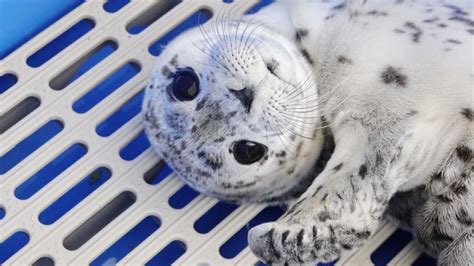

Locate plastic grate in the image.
[0,0,432,265]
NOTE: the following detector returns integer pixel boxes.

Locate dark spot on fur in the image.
[161,66,172,77]
[438,23,448,28]
[333,163,343,171]
[276,150,286,157]
[337,55,352,64]
[423,17,439,23]
[356,230,371,239]
[376,152,383,166]
[332,3,346,10]
[407,110,418,116]
[450,181,468,195]
[394,28,405,34]
[359,164,368,179]
[170,55,178,66]
[195,97,208,111]
[281,230,290,245]
[449,16,474,27]
[367,10,388,16]
[321,193,329,203]
[295,28,309,42]
[300,48,314,65]
[461,108,473,121]
[287,166,296,175]
[456,208,473,226]
[404,21,423,42]
[296,229,305,247]
[266,228,281,259]
[214,137,225,143]
[381,66,408,87]
[436,194,453,203]
[446,39,462,44]
[318,211,330,222]
[312,185,323,197]
[443,4,469,16]
[456,145,472,162]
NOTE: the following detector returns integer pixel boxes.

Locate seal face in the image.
[143,16,324,202]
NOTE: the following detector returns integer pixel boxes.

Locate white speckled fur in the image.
[144,0,473,264]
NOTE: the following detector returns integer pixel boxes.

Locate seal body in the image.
[143,0,473,264]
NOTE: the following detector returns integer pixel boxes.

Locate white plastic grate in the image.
[0,0,428,265]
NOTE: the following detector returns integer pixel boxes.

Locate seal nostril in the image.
[229,87,254,113]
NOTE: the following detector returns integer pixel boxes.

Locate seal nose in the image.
[229,87,254,113]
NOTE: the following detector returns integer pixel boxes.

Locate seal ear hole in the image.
[265,61,278,77]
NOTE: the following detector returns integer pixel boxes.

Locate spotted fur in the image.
[144,0,473,264]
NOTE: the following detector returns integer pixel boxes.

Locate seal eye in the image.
[171,67,199,101]
[232,140,267,165]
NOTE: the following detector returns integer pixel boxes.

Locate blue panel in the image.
[95,90,144,137]
[149,9,212,56]
[51,40,118,90]
[168,185,200,209]
[15,143,88,200]
[0,0,84,59]
[219,206,285,259]
[26,18,95,67]
[103,0,130,13]
[0,207,5,220]
[91,216,161,265]
[145,240,186,266]
[119,131,150,161]
[0,73,18,94]
[0,120,64,175]
[194,201,239,234]
[39,167,111,225]
[0,231,29,264]
[371,229,413,265]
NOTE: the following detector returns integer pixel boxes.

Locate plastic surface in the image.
[0,0,430,265]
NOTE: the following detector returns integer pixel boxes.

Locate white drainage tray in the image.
[0,0,429,265]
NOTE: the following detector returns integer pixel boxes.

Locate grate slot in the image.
[38,167,112,225]
[63,190,136,251]
[168,184,200,209]
[95,89,144,137]
[49,40,118,91]
[15,143,88,200]
[126,0,182,35]
[103,0,130,14]
[0,73,18,94]
[72,61,140,114]
[119,130,150,161]
[32,257,55,266]
[26,18,96,68]
[91,216,161,265]
[0,119,63,175]
[220,206,285,259]
[194,201,240,234]
[143,160,173,185]
[145,240,187,266]
[371,228,413,265]
[0,96,40,134]
[148,9,213,56]
[0,231,30,264]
